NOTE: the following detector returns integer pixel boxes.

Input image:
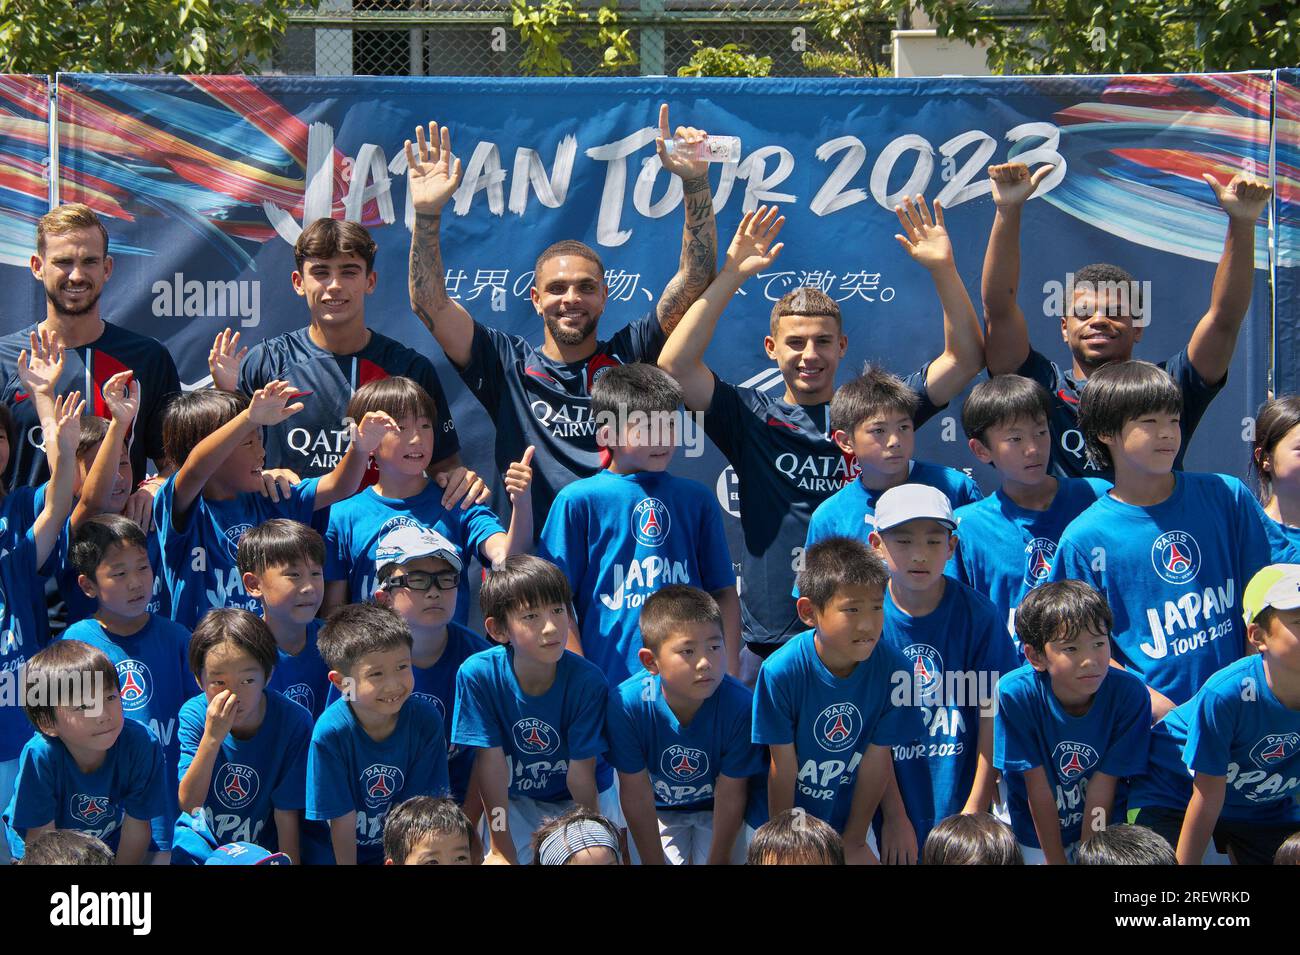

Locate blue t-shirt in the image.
[458,315,665,530]
[883,579,1019,845]
[752,630,920,833]
[330,622,490,802]
[538,469,736,686]
[0,491,45,761]
[324,482,503,626]
[238,326,459,479]
[805,461,983,551]
[266,618,332,722]
[606,673,764,813]
[306,696,450,866]
[1129,654,1300,823]
[1015,347,1222,480]
[1045,475,1279,706]
[172,689,312,863]
[995,664,1151,847]
[61,614,196,851]
[153,473,320,631]
[1265,516,1300,565]
[452,645,612,803]
[5,719,166,856]
[704,366,941,646]
[1047,472,1277,706]
[948,477,1110,648]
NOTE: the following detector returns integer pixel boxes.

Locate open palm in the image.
[725,205,785,278]
[407,122,463,214]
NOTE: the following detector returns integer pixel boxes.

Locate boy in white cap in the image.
[1128,563,1300,864]
[868,483,1018,863]
[372,524,489,807]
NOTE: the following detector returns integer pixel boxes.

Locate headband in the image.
[537,819,620,866]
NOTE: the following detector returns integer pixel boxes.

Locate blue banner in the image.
[10,72,1275,532]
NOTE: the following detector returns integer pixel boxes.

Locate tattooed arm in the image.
[654,104,719,337]
[406,121,476,369]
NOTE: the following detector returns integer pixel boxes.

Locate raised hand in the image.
[351,410,400,457]
[50,390,85,459]
[987,162,1054,208]
[247,380,306,427]
[655,103,709,182]
[1204,170,1272,223]
[723,205,785,278]
[894,195,954,272]
[101,371,140,427]
[504,446,535,505]
[17,328,65,397]
[407,121,463,215]
[208,328,247,392]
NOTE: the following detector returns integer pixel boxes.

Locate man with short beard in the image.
[0,204,178,523]
[405,106,719,529]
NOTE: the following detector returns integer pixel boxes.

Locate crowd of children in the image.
[3,139,1299,867]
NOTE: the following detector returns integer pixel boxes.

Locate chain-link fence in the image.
[273,0,897,78]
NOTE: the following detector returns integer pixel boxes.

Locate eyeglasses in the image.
[383,570,459,593]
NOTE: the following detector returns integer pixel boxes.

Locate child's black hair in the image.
[22,640,120,735]
[961,375,1052,447]
[829,364,920,437]
[746,809,844,865]
[590,363,683,424]
[1077,360,1181,471]
[479,555,572,636]
[236,518,325,576]
[318,602,413,675]
[639,585,722,656]
[922,812,1024,865]
[163,389,249,468]
[1015,580,1113,655]
[796,537,888,611]
[1252,395,1300,505]
[383,796,474,864]
[188,608,279,681]
[70,513,148,579]
[20,829,114,865]
[1075,824,1177,865]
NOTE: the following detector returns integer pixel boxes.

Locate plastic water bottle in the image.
[662,134,742,163]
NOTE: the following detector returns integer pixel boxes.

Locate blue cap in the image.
[204,842,292,865]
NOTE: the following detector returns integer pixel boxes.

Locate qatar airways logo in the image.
[151,274,261,328]
[773,452,856,493]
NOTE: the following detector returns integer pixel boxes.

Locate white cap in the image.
[872,484,956,533]
[375,525,463,576]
